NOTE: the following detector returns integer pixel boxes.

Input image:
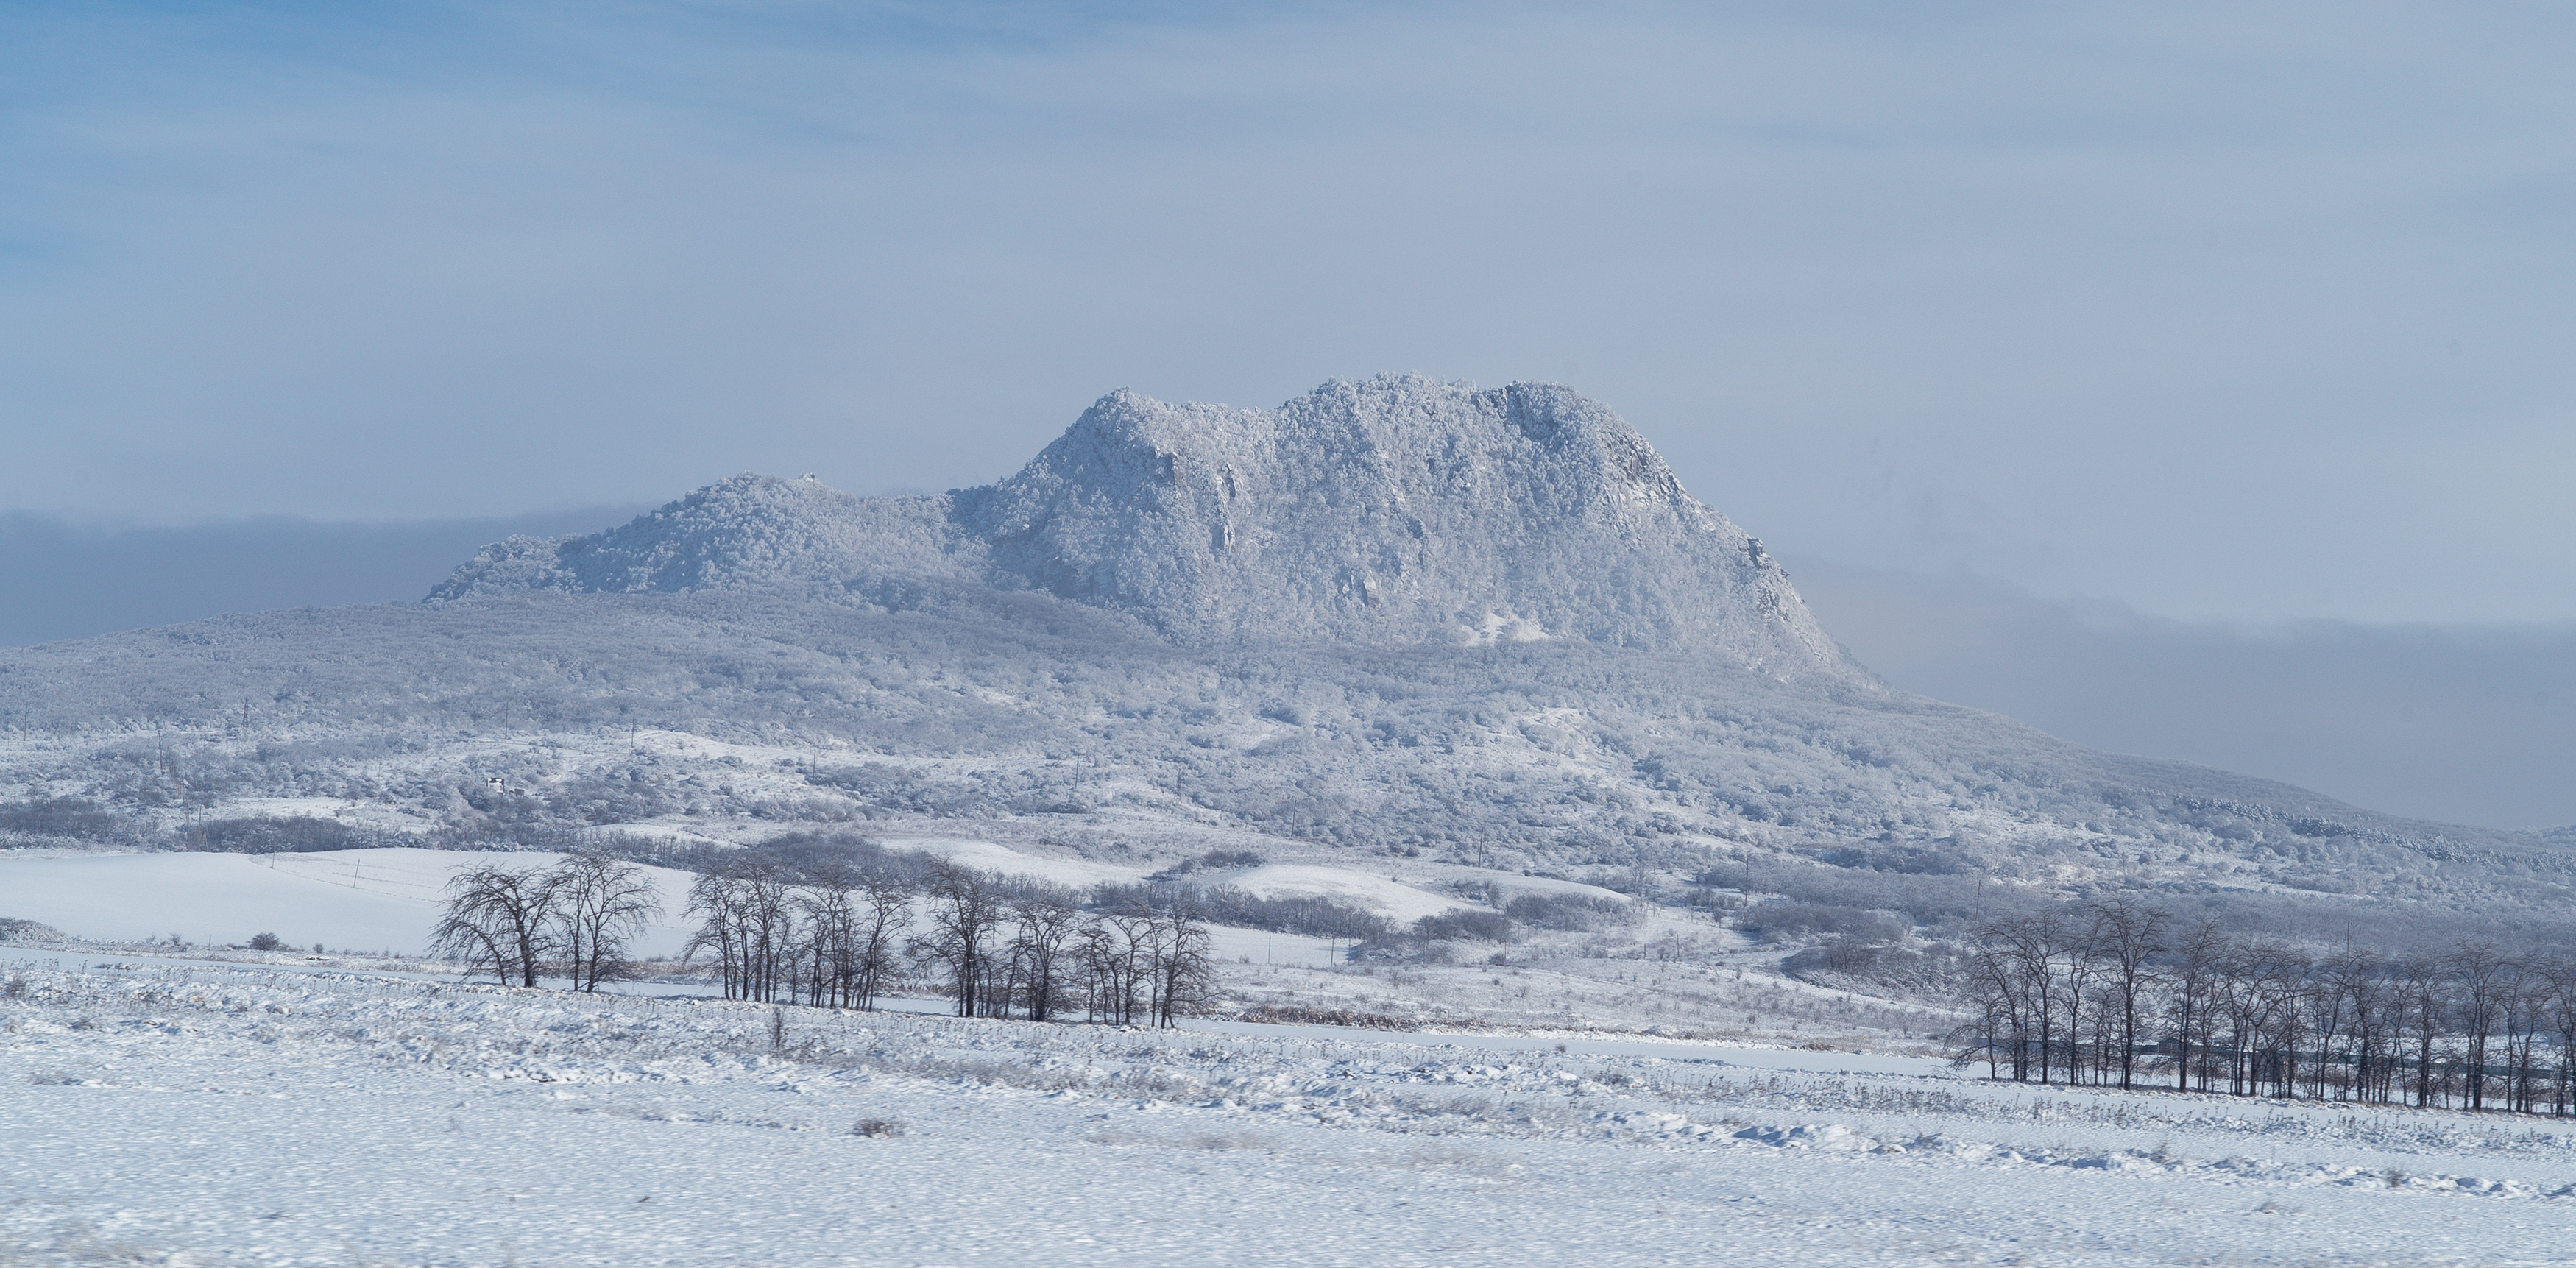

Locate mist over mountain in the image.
[4,377,2571,935]
[0,507,638,648]
[1789,559,2576,830]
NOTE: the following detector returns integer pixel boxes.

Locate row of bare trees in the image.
[1953,899,2576,1114]
[681,858,912,1009]
[430,851,662,990]
[683,857,1218,1027]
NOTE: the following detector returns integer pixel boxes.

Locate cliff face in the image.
[435,376,1861,680]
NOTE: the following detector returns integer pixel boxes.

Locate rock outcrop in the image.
[434,376,1858,679]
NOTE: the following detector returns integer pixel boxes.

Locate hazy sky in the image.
[4,3,2571,825]
[7,1,2571,623]
[1787,559,2576,831]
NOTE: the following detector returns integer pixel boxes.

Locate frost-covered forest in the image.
[4,586,2566,916]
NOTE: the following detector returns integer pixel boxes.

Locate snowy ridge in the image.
[429,474,986,606]
[434,377,1858,677]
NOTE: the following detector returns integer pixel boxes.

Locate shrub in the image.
[1146,849,1269,882]
[0,797,118,840]
[0,919,66,944]
[1503,893,1636,932]
[1782,938,1890,974]
[182,816,375,854]
[1089,882,1391,940]
[1579,865,1655,896]
[1412,909,1516,943]
[247,932,286,952]
[1736,902,1908,945]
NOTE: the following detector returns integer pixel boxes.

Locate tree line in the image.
[430,849,1222,1028]
[1952,898,2576,1114]
[682,856,1217,1027]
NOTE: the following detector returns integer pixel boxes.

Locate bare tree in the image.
[1986,912,2075,1085]
[1008,888,1083,1021]
[2398,954,2444,1108]
[852,871,913,1011]
[1079,911,1156,1025]
[2059,919,2102,1084]
[2162,918,2226,1092]
[2546,961,2576,1116]
[552,851,661,991]
[794,865,861,1007]
[2085,897,2167,1090]
[914,861,1002,1016]
[1956,908,2576,1118]
[2215,941,2301,1097]
[2342,953,2398,1105]
[1147,910,1217,1028]
[2500,962,2547,1114]
[431,863,562,987]
[2307,949,2368,1101]
[684,870,747,996]
[2451,941,2508,1111]
[1947,942,2030,1080]
[685,857,796,1002]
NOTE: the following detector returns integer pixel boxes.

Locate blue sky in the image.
[4,1,2573,823]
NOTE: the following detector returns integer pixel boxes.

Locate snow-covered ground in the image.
[7,949,2576,1266]
[0,849,703,958]
[884,836,1152,890]
[882,837,1494,927]
[0,846,1946,1036]
[1219,864,1475,924]
[9,849,2572,1264]
[0,844,1453,976]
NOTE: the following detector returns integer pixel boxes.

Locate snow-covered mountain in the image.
[434,378,1855,678]
[4,377,2572,928]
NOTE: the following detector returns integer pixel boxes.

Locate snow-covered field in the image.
[0,846,1944,1035]
[0,846,1413,975]
[7,948,2576,1265]
[0,849,703,958]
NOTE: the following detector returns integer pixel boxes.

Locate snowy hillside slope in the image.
[3,587,2566,917]
[877,839,1470,924]
[434,377,1857,676]
[3,376,2572,929]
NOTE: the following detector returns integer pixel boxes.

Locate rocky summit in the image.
[435,377,1858,679]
